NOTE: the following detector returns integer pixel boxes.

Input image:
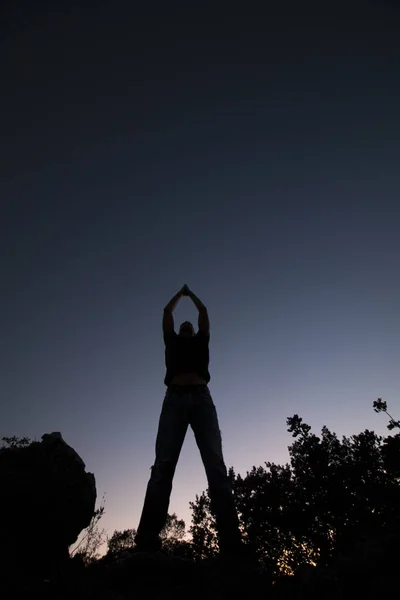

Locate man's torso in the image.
[164,331,210,387]
[170,372,207,385]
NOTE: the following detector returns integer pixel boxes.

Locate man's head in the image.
[179,321,195,338]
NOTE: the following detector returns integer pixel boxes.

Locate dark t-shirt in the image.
[164,330,210,386]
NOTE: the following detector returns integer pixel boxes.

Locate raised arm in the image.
[186,287,210,335]
[163,286,185,334]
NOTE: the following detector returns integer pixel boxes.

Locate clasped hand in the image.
[179,284,191,297]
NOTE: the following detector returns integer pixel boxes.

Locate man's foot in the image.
[131,535,162,554]
[105,549,171,580]
[127,550,171,565]
[218,544,260,569]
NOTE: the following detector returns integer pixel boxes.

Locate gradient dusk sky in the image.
[1,1,400,549]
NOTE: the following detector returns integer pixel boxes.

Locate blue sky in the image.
[1,1,399,549]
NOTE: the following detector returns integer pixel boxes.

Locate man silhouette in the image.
[134,284,243,557]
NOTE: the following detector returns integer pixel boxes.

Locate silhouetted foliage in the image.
[189,414,400,576]
[69,495,106,564]
[105,513,190,559]
[160,512,187,554]
[106,528,136,558]
[1,435,32,449]
[189,471,232,561]
[373,398,400,430]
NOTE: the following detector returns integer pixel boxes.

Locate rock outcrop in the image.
[0,432,96,581]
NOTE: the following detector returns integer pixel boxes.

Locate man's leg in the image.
[190,386,243,556]
[135,388,189,551]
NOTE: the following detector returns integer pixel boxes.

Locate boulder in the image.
[0,432,96,580]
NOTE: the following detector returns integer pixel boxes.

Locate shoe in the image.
[127,550,171,566]
[106,549,170,579]
[132,536,162,553]
[218,545,260,570]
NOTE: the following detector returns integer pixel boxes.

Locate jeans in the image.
[135,384,242,554]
